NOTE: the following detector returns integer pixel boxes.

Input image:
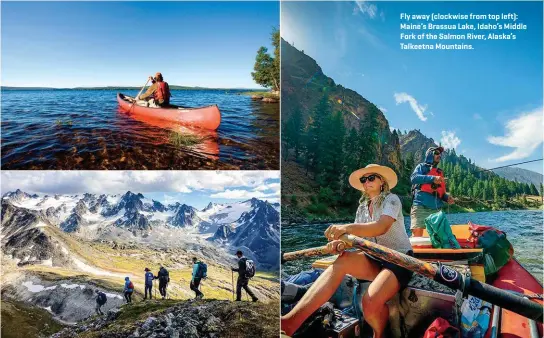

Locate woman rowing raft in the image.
[281,164,414,338]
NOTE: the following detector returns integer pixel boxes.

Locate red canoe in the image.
[117,93,221,131]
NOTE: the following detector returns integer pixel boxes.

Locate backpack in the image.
[424,211,461,249]
[97,292,107,305]
[159,268,170,283]
[245,259,256,278]
[196,262,207,278]
[423,318,460,338]
[128,281,134,290]
[468,222,514,276]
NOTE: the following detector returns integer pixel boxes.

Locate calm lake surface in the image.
[282,210,543,282]
[1,89,279,169]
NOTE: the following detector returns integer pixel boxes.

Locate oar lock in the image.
[437,262,471,298]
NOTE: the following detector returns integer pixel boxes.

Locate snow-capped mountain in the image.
[1,190,280,269]
[210,198,280,269]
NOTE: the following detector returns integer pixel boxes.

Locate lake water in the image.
[1,89,279,169]
[281,210,543,282]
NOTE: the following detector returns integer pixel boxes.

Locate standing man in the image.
[410,146,455,237]
[190,257,206,300]
[232,250,258,302]
[157,265,170,300]
[144,268,155,300]
[95,289,107,315]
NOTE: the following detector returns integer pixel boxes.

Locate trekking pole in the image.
[154,279,157,299]
[231,271,235,301]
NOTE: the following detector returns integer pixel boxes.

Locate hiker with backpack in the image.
[95,289,107,315]
[124,277,134,303]
[190,257,206,299]
[144,268,155,300]
[157,265,170,300]
[232,250,258,302]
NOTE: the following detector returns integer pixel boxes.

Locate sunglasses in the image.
[360,174,379,184]
[433,150,442,155]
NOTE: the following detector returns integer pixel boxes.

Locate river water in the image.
[281,210,543,282]
[1,89,279,170]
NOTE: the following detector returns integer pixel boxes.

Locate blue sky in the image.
[1,1,279,89]
[282,1,543,173]
[0,171,280,209]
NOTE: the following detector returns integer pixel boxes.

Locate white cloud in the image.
[0,171,280,196]
[394,92,429,122]
[353,1,378,18]
[487,108,543,162]
[473,113,483,120]
[440,131,462,150]
[254,182,281,193]
[210,189,277,200]
[378,106,388,113]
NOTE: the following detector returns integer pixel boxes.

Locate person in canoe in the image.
[135,72,171,107]
[281,164,413,338]
[409,146,455,237]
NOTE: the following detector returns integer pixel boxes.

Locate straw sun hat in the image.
[348,164,398,191]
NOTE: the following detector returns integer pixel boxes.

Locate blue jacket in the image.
[145,272,154,286]
[411,148,449,209]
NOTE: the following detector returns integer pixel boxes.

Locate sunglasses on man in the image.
[433,150,442,155]
[360,174,379,184]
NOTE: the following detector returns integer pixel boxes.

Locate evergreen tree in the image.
[251,27,279,91]
[283,104,303,161]
[305,95,330,175]
[530,183,539,196]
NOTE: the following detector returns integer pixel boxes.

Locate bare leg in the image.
[281,251,381,336]
[362,269,401,338]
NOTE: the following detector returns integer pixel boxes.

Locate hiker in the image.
[95,289,107,315]
[124,277,134,303]
[232,250,258,302]
[281,164,413,338]
[190,257,206,299]
[157,265,170,300]
[144,268,155,300]
[135,72,171,107]
[410,146,455,237]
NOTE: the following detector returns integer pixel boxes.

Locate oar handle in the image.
[281,242,347,263]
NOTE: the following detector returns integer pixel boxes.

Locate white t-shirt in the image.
[354,193,413,254]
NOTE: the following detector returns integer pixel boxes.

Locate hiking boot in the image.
[198,294,204,300]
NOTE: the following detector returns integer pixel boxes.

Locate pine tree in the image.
[530,183,539,196]
[305,95,330,175]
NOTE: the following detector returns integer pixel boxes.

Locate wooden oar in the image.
[281,234,543,322]
[282,242,346,262]
[128,78,150,111]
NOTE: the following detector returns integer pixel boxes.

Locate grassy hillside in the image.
[1,300,66,338]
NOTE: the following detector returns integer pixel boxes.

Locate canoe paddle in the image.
[128,78,151,111]
[281,234,543,323]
